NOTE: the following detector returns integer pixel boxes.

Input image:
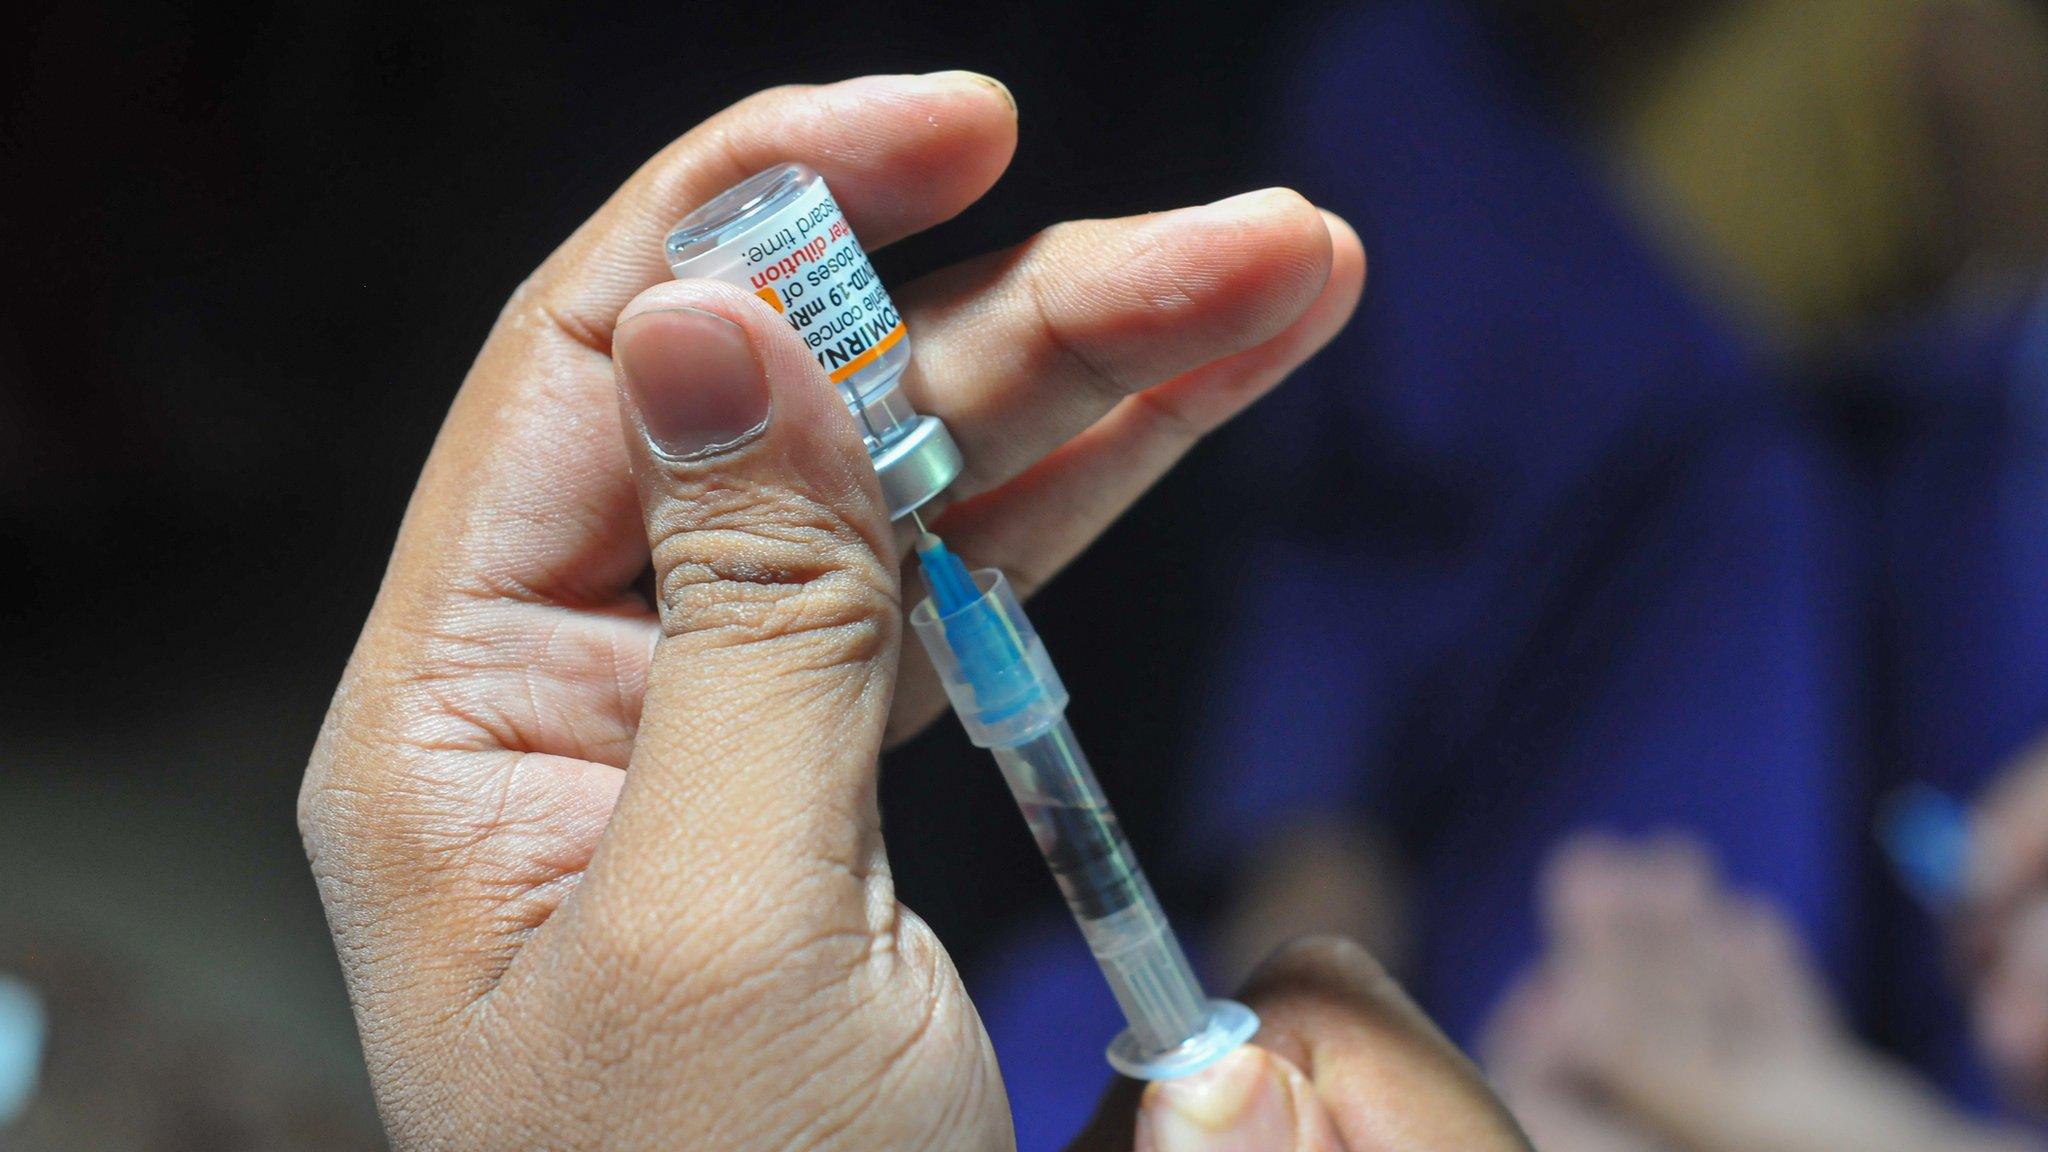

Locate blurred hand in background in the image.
[1489,836,2045,1152]
[1969,738,2048,1106]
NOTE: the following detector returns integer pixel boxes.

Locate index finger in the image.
[529,71,1019,350]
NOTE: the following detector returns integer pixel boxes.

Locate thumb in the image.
[1131,1046,1345,1152]
[1069,938,1531,1152]
[577,277,900,948]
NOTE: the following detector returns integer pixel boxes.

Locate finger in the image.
[1067,938,1530,1152]
[1130,1046,1346,1152]
[326,75,1016,778]
[1067,1047,1343,1152]
[936,212,1363,594]
[1241,938,1534,1152]
[570,277,898,956]
[1976,898,2048,1097]
[1539,834,1637,983]
[429,276,995,1152]
[1627,836,1721,1051]
[894,188,1335,503]
[1537,836,1681,1072]
[530,71,1018,347]
[1970,734,2048,912]
[1723,897,1835,1039]
[884,214,1361,742]
[1478,972,1570,1089]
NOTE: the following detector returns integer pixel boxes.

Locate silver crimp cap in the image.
[873,414,963,520]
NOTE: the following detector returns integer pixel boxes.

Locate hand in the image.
[1086,939,1532,1152]
[1967,736,2048,1106]
[297,71,1520,1150]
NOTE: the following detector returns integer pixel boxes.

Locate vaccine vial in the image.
[665,163,963,519]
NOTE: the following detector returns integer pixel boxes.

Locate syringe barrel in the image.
[992,720,1210,1053]
[910,565,1260,1077]
[908,568,1067,748]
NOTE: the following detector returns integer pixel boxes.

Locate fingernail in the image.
[1139,1048,1295,1152]
[614,307,770,461]
[1161,189,1301,237]
[1134,190,1291,248]
[1202,188,1293,213]
[919,69,1015,113]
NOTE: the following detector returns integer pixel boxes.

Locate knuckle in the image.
[297,777,343,869]
[728,82,811,118]
[649,481,898,660]
[298,706,384,859]
[495,274,613,359]
[1017,238,1136,407]
[1123,385,1213,449]
[298,755,334,853]
[297,707,529,890]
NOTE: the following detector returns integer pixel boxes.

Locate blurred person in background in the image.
[968,0,2048,1146]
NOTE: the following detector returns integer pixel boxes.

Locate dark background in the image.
[19,2,2048,1147]
[1,0,1344,1123]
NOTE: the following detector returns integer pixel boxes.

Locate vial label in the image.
[734,179,905,387]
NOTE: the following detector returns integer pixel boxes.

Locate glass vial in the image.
[665,163,962,519]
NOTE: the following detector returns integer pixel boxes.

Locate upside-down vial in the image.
[665,163,963,519]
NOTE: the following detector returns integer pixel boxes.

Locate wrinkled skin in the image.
[298,71,1531,1152]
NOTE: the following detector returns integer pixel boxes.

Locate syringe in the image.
[658,162,1253,1077]
[906,520,1258,1079]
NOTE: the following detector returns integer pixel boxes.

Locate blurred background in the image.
[5,0,2048,1149]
